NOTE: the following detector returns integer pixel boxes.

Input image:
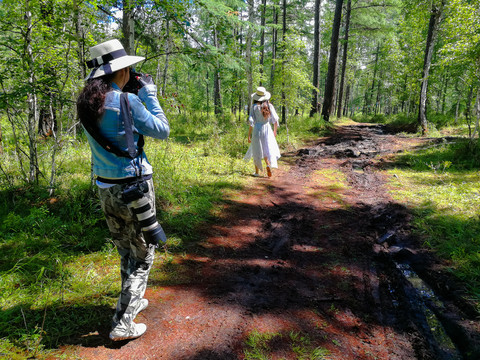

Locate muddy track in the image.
[64,123,480,360]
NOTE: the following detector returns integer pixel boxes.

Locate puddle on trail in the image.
[396,262,462,359]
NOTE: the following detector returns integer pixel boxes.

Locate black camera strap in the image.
[83,92,144,160]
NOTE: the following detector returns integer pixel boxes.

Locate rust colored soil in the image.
[58,123,480,359]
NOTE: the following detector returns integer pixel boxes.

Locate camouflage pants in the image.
[98,178,156,331]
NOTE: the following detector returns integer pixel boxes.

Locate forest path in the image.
[61,122,480,360]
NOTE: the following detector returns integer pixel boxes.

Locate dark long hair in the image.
[260,100,271,119]
[76,74,114,127]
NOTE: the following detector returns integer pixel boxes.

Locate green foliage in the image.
[273,31,315,117]
[441,0,480,70]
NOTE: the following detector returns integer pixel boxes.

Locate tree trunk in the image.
[73,0,86,80]
[465,85,474,137]
[310,0,322,117]
[270,0,278,91]
[0,114,3,153]
[213,27,222,115]
[365,43,380,115]
[206,70,210,115]
[246,0,254,107]
[25,1,39,183]
[441,75,448,115]
[259,0,267,83]
[455,97,460,124]
[471,88,480,139]
[374,70,382,115]
[122,0,135,55]
[281,0,287,124]
[321,0,344,122]
[418,0,445,135]
[38,0,56,138]
[336,0,351,119]
[162,18,170,97]
[344,83,350,117]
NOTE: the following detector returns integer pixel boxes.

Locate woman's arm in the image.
[248,125,253,143]
[273,121,278,137]
[269,103,279,123]
[130,85,170,139]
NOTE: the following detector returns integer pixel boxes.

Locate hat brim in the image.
[251,91,271,102]
[86,55,145,80]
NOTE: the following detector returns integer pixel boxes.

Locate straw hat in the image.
[251,86,271,102]
[86,39,144,79]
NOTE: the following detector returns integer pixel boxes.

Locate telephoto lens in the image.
[129,196,167,246]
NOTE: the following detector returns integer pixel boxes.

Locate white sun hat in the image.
[86,39,145,79]
[251,86,271,102]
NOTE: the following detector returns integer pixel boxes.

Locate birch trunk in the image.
[122,0,135,55]
[245,0,254,107]
[25,3,39,184]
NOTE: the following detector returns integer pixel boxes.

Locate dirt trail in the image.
[61,123,480,359]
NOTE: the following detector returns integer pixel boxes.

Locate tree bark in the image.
[25,1,39,183]
[364,43,380,115]
[472,88,480,139]
[465,85,473,137]
[336,0,351,119]
[246,0,254,107]
[38,0,56,138]
[73,0,86,80]
[206,70,210,115]
[270,0,278,91]
[441,75,448,115]
[281,0,287,124]
[259,0,267,83]
[344,83,350,117]
[122,0,135,55]
[418,0,445,135]
[309,0,322,117]
[162,18,170,97]
[213,27,222,114]
[321,0,344,122]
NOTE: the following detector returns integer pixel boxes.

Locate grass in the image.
[0,111,330,358]
[3,108,480,356]
[244,329,331,360]
[387,139,480,304]
[308,169,350,208]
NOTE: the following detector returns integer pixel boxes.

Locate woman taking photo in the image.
[77,39,169,341]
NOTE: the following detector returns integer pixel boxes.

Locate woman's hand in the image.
[248,136,252,143]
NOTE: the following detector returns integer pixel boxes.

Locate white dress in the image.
[244,102,281,170]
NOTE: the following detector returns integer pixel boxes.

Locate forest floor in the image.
[58,122,480,360]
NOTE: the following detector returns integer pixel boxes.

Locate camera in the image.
[122,180,167,246]
[123,69,143,95]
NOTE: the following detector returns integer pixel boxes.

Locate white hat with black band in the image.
[86,39,144,80]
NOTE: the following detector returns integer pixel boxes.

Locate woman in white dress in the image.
[244,87,281,177]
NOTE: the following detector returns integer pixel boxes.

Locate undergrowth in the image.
[0,111,329,358]
[387,138,480,306]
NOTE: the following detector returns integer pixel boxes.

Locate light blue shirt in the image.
[85,83,169,180]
